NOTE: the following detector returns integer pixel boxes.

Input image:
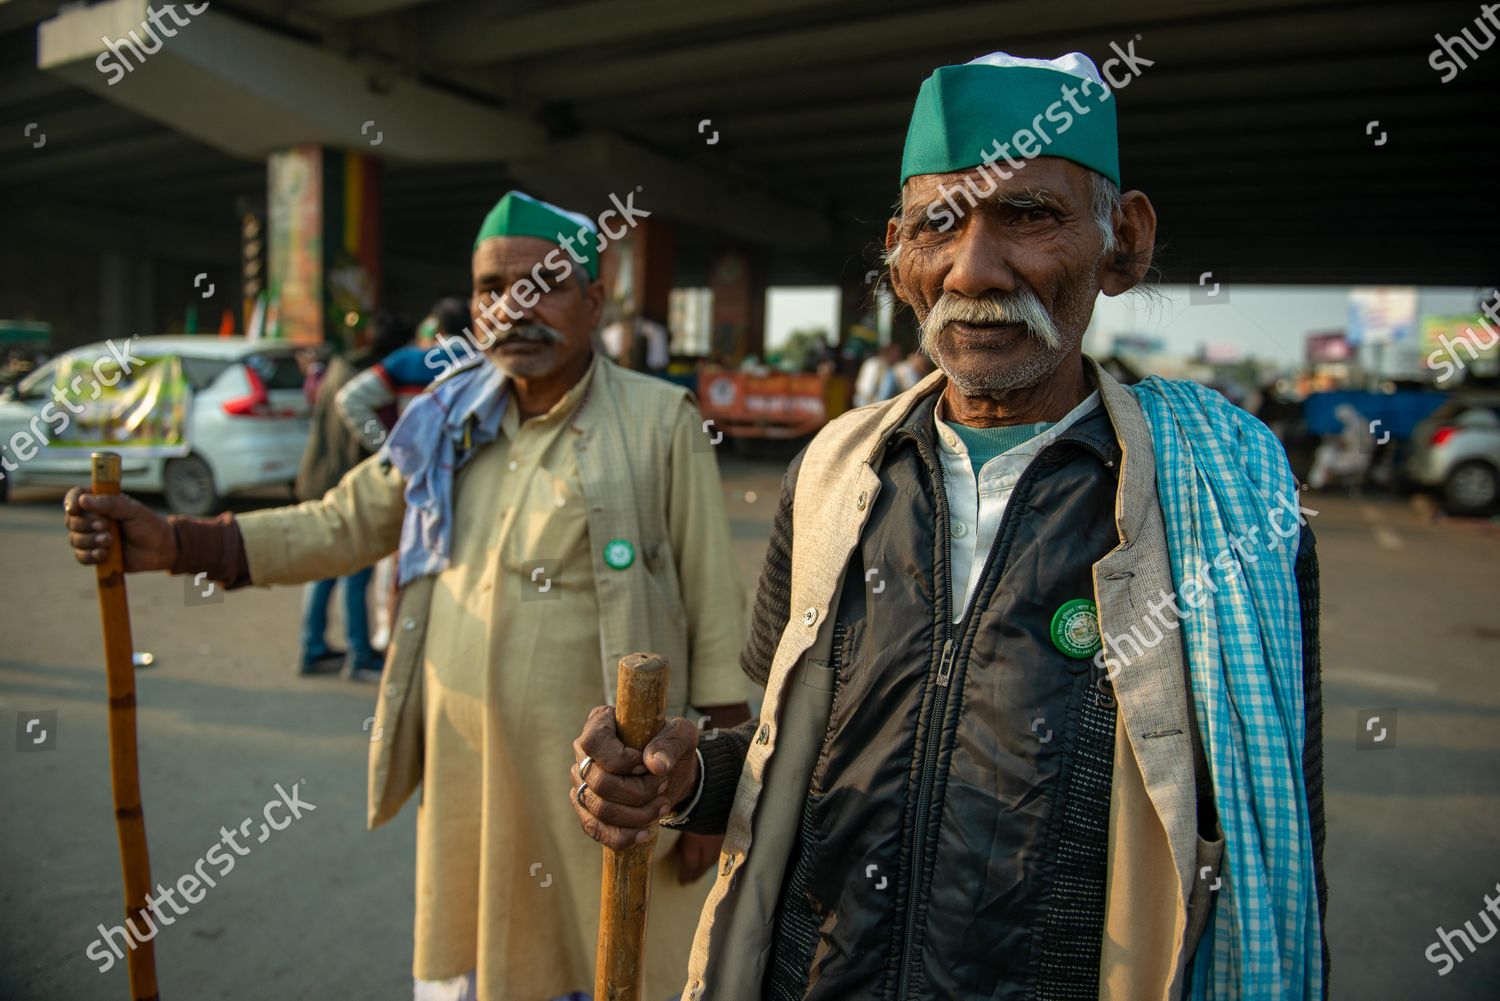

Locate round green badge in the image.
[602,538,635,570]
[1050,598,1101,659]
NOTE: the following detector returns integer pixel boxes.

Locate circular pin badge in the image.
[602,538,635,571]
[1050,598,1101,659]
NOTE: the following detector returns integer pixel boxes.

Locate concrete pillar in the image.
[99,252,129,344]
[630,216,677,324]
[709,248,767,361]
[133,255,155,337]
[266,145,381,345]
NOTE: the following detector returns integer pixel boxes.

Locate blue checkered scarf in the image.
[381,361,507,587]
[1130,377,1323,1001]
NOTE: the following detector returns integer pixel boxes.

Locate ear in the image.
[1099,190,1157,296]
[884,217,914,308]
[581,273,606,330]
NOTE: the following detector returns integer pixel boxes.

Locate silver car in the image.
[1406,393,1500,515]
[0,337,311,515]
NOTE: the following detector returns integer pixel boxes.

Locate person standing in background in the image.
[336,297,472,649]
[853,340,904,406]
[886,348,934,396]
[337,298,471,450]
[601,313,671,376]
[294,310,414,679]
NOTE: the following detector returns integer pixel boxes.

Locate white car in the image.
[0,336,311,515]
[1405,394,1500,515]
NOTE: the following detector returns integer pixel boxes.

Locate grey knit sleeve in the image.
[1296,524,1329,997]
[738,451,803,686]
[678,452,806,834]
[674,719,758,835]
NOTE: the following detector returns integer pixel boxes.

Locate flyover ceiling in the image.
[3,0,1497,288]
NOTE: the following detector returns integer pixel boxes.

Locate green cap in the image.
[474,190,600,279]
[900,52,1120,188]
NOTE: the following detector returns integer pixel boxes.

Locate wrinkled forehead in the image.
[471,235,564,281]
[899,157,1093,215]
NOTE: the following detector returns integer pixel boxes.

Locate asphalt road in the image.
[1,461,1496,1000]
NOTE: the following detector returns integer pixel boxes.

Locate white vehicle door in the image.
[0,358,80,482]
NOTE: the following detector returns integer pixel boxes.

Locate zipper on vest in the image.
[892,426,960,1000]
[935,638,955,686]
[894,430,1106,999]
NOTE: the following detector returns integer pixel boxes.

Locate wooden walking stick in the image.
[91,453,160,1001]
[595,653,670,1001]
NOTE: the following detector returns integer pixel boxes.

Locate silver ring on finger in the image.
[575,780,589,808]
[578,755,594,782]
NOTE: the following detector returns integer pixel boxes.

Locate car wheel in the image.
[163,453,223,516]
[1442,460,1499,516]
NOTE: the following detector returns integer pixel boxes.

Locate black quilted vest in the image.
[765,394,1123,1001]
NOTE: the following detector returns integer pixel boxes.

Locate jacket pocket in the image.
[1184,830,1225,960]
[800,657,837,693]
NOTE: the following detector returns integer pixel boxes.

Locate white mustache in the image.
[920,289,1060,349]
[477,321,564,348]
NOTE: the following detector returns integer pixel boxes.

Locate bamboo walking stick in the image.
[595,653,670,1001]
[91,453,160,1001]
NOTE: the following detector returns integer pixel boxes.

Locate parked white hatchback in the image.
[0,336,311,515]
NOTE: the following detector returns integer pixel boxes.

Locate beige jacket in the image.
[685,360,1221,1001]
[236,357,745,829]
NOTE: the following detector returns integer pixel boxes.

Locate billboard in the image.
[1347,286,1417,346]
[1305,331,1352,364]
[1421,314,1499,377]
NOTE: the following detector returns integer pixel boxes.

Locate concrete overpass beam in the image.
[37,0,545,161]
[508,131,831,250]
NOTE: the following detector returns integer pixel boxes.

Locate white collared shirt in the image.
[934,390,1102,621]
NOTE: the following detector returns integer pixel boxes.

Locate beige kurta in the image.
[413,362,742,1000]
[238,356,747,1000]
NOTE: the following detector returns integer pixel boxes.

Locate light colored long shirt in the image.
[238,357,747,1000]
[934,391,1101,619]
[413,363,743,998]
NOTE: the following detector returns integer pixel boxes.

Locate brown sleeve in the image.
[168,512,252,589]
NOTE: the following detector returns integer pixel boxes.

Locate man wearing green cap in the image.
[574,52,1326,1000]
[65,190,751,1000]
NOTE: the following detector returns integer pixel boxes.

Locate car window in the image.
[245,352,305,391]
[179,356,232,391]
[14,360,59,400]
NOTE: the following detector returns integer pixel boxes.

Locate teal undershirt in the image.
[948,421,1053,477]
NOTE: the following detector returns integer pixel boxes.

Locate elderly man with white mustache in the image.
[573,53,1328,1000]
[66,191,751,1001]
